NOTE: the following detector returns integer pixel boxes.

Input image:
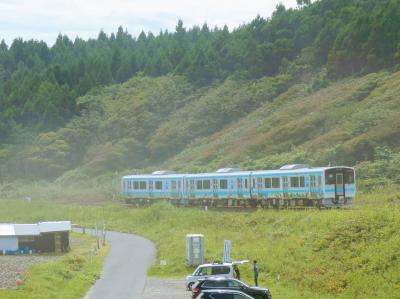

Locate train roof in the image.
[122,166,354,179]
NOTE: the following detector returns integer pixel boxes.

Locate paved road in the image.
[81,229,156,299]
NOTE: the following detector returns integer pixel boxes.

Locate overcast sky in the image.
[0,0,297,46]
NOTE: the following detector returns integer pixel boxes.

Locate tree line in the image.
[0,0,399,143]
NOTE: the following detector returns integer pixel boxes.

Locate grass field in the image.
[1,187,400,298]
[0,232,109,299]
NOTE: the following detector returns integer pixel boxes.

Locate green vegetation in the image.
[1,0,400,187]
[1,0,400,297]
[0,232,109,299]
[3,0,400,141]
[2,69,399,193]
[1,191,399,299]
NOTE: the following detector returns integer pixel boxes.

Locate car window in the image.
[196,267,210,276]
[233,294,249,299]
[211,266,230,275]
[228,280,241,288]
[203,281,216,287]
[204,281,227,287]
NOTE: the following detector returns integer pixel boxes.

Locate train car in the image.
[121,165,356,208]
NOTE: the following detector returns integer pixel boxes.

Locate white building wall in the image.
[0,236,18,251]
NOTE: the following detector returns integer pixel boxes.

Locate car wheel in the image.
[188,282,194,291]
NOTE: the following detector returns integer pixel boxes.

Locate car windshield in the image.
[193,266,210,276]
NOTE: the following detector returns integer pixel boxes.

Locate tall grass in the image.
[0,233,109,299]
[1,188,399,298]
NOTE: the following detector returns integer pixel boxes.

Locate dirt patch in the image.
[143,277,188,299]
[0,255,61,289]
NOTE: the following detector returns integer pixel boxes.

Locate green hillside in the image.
[1,0,400,188]
[1,70,399,191]
[166,71,400,181]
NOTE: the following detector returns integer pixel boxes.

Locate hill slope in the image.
[166,71,400,173]
[1,70,399,190]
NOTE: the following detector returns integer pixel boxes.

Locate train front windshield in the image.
[325,168,355,185]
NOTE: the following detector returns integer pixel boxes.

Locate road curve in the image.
[82,230,156,299]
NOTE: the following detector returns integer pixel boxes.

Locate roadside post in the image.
[186,234,205,266]
[223,240,231,263]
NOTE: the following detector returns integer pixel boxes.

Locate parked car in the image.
[195,289,255,299]
[191,277,271,299]
[187,261,248,290]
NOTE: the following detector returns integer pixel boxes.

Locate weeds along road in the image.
[78,229,156,299]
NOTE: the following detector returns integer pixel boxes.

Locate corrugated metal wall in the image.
[0,236,18,251]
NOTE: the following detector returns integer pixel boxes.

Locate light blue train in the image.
[121,164,356,208]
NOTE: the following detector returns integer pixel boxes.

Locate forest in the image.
[0,0,400,185]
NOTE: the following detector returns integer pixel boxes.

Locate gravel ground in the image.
[142,278,189,299]
[0,255,60,289]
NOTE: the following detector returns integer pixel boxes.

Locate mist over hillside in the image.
[0,0,400,187]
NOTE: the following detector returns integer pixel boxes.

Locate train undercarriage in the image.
[125,197,325,209]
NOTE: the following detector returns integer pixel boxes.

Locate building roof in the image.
[14,224,40,236]
[0,224,15,236]
[39,221,71,233]
[0,221,71,236]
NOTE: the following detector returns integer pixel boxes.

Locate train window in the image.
[139,181,147,190]
[265,178,272,188]
[178,181,181,189]
[299,176,305,187]
[326,173,335,184]
[244,179,248,189]
[345,171,354,184]
[220,179,228,189]
[171,180,176,190]
[197,180,202,190]
[203,180,211,189]
[272,178,280,188]
[155,181,162,190]
[290,177,299,188]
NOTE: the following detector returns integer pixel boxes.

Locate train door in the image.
[282,176,289,198]
[212,179,218,198]
[237,178,243,198]
[336,173,344,198]
[257,177,263,197]
[148,180,154,197]
[189,179,195,198]
[309,175,316,198]
[181,177,186,199]
[171,180,177,198]
[179,180,183,198]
